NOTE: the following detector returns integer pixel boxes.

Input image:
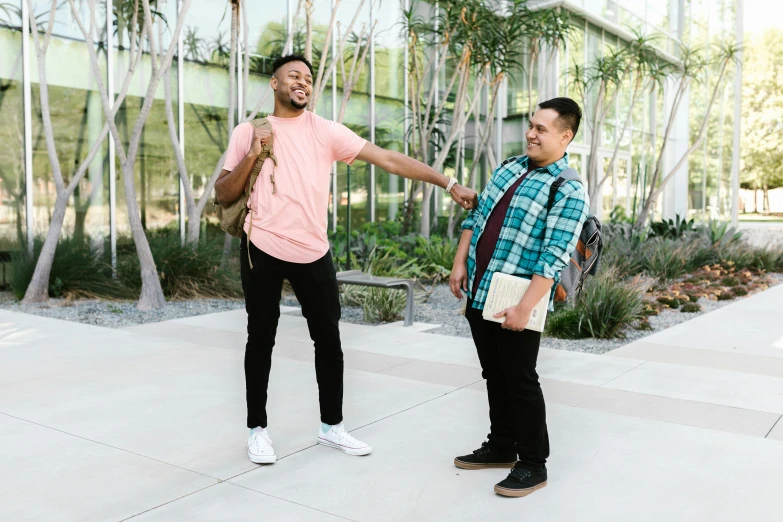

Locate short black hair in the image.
[272,54,314,77]
[538,97,582,140]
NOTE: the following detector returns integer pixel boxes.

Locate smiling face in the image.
[525,108,574,167]
[270,60,313,111]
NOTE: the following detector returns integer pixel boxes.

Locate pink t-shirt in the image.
[223,111,367,264]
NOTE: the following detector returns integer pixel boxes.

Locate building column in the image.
[731,0,743,226]
[661,78,690,221]
[178,0,186,243]
[369,0,376,222]
[106,0,117,274]
[22,0,34,256]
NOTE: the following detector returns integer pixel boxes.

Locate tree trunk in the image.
[763,185,770,214]
[304,0,313,64]
[754,188,758,213]
[187,208,201,245]
[419,185,434,237]
[22,192,69,303]
[122,162,166,310]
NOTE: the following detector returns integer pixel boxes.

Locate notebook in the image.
[481,273,550,332]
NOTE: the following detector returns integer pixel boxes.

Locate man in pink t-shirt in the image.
[215,54,478,465]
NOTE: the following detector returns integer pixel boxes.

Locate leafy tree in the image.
[741,29,783,213]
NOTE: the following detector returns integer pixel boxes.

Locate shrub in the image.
[732,286,749,297]
[9,237,134,300]
[715,242,756,270]
[361,287,407,323]
[717,292,735,301]
[649,216,695,239]
[722,276,740,287]
[642,239,695,282]
[750,246,783,272]
[414,236,458,278]
[702,220,743,246]
[545,270,648,339]
[636,318,653,330]
[601,224,647,277]
[117,231,242,299]
[681,303,701,313]
[656,296,680,309]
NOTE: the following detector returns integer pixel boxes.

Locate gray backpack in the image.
[546,168,602,302]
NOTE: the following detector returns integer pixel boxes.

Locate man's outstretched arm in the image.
[355,142,478,210]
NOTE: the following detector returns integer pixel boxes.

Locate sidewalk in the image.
[2,285,783,521]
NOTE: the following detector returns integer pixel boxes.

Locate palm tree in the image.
[635,42,741,228]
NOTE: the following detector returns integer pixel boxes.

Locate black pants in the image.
[465,301,549,470]
[240,233,344,429]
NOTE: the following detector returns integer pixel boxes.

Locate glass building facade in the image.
[0,0,741,257]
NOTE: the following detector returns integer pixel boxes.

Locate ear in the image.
[270,76,278,91]
[562,129,573,145]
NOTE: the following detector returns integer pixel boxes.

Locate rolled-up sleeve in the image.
[532,180,589,280]
[461,208,479,231]
[461,187,491,231]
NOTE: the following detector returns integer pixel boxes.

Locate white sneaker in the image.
[248,428,276,464]
[317,424,372,456]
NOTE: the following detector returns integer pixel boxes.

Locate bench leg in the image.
[402,282,414,327]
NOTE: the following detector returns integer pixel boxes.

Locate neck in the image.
[272,99,306,119]
[530,153,564,170]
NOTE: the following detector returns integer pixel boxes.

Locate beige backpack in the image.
[215,118,277,267]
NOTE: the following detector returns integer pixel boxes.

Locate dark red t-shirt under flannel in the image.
[472,171,529,295]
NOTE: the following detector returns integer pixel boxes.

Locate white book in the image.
[481,272,550,332]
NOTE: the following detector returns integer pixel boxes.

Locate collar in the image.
[516,153,569,176]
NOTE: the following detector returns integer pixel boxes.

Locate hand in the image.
[494,305,532,332]
[249,128,272,156]
[449,260,469,299]
[450,183,478,210]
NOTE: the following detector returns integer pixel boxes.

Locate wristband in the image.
[445,177,458,194]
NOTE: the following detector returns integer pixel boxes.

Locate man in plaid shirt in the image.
[449,98,589,498]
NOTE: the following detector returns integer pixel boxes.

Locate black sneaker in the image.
[454,441,516,470]
[494,465,547,497]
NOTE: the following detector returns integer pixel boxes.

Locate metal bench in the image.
[335,270,414,327]
[0,251,10,289]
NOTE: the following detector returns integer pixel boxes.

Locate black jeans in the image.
[240,233,344,429]
[465,300,549,470]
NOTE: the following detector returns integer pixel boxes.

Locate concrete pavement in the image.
[2,285,783,521]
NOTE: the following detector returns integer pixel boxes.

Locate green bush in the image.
[414,236,458,278]
[9,237,134,300]
[361,287,407,323]
[750,246,783,272]
[545,270,647,339]
[733,286,749,297]
[649,216,695,240]
[703,220,743,246]
[714,242,756,270]
[118,231,242,299]
[656,296,680,309]
[601,224,647,277]
[681,303,701,313]
[642,239,695,282]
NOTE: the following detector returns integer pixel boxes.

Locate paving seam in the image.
[0,411,220,481]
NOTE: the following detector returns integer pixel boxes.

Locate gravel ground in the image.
[3,273,781,355]
[0,293,245,328]
[287,273,783,354]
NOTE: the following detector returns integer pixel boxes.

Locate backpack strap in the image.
[547,167,582,211]
[245,118,276,269]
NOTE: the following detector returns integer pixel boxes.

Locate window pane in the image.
[0,14,25,252]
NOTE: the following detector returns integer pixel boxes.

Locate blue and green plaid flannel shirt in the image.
[461,153,589,311]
